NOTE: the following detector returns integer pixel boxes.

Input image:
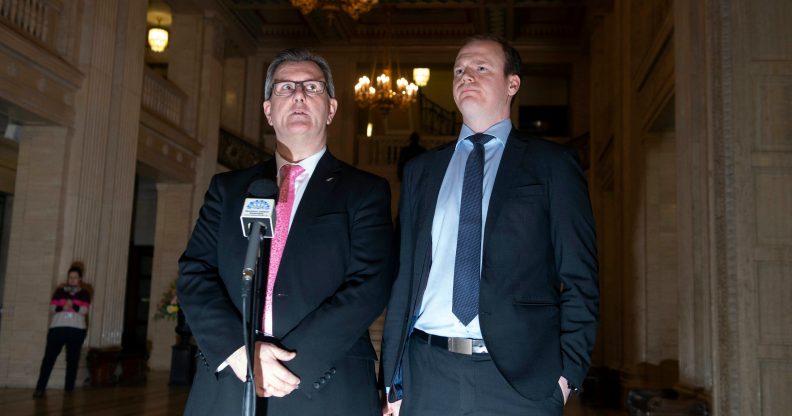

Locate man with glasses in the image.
[179,48,394,415]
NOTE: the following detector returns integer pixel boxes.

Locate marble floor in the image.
[0,371,625,415]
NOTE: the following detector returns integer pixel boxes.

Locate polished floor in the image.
[0,371,624,415]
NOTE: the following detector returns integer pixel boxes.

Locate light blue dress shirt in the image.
[414,118,512,339]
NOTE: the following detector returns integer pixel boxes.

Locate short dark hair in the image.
[68,265,83,278]
[461,34,522,78]
[264,48,336,100]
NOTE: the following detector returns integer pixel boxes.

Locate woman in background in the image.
[32,265,91,398]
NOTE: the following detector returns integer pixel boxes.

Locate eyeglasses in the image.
[272,80,327,96]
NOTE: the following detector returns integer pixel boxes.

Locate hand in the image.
[254,342,300,398]
[225,343,300,397]
[382,399,402,416]
[226,345,250,382]
[558,376,571,405]
[64,299,73,311]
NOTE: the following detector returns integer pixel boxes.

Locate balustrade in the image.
[0,0,61,50]
[141,67,187,128]
[358,135,453,167]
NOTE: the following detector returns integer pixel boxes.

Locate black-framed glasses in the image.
[272,80,327,96]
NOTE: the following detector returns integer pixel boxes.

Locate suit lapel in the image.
[289,151,342,229]
[412,144,454,291]
[484,128,527,249]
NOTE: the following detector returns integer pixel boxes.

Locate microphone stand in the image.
[241,221,264,416]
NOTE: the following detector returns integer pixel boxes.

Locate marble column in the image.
[676,0,792,414]
[0,127,69,387]
[0,0,147,388]
[674,0,715,397]
[56,0,147,349]
[147,183,194,370]
[168,12,226,220]
[324,55,357,165]
[243,56,265,146]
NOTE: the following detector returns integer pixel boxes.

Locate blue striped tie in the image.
[452,133,494,326]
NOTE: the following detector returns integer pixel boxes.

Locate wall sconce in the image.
[147,1,172,53]
[412,68,430,87]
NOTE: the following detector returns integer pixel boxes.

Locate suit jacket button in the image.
[313,382,321,389]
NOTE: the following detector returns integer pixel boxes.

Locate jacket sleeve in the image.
[549,149,599,390]
[278,177,395,397]
[50,288,63,313]
[381,162,417,402]
[73,290,90,315]
[178,175,244,371]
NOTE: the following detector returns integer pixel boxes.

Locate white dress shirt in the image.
[414,118,511,339]
[275,146,326,229]
[218,145,326,372]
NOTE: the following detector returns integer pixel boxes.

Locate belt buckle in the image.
[448,338,473,355]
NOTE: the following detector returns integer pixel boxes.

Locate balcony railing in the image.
[419,93,459,136]
[0,0,61,50]
[141,67,187,128]
[357,135,453,167]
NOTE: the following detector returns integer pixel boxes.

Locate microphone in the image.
[241,179,277,284]
[240,179,278,238]
[239,178,278,416]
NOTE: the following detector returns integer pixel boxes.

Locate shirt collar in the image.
[456,118,512,149]
[275,146,326,181]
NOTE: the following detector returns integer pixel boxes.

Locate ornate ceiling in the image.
[223,0,586,48]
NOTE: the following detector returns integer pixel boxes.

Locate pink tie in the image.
[263,164,304,336]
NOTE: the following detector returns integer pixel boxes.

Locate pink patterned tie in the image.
[263,164,304,336]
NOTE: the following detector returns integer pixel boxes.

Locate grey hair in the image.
[264,48,336,100]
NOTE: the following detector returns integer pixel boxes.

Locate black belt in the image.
[411,328,488,355]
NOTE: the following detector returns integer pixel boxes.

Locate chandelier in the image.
[290,0,378,20]
[354,68,419,115]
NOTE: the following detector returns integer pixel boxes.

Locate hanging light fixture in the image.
[148,26,169,53]
[354,68,419,115]
[353,9,419,115]
[412,68,430,87]
[147,1,172,53]
[291,0,378,20]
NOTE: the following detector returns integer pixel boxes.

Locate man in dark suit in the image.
[178,48,394,415]
[381,35,599,415]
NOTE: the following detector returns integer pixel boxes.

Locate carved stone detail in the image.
[218,128,270,170]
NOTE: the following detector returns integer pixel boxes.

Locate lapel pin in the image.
[326,177,335,182]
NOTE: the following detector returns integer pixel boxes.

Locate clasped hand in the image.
[228,342,301,397]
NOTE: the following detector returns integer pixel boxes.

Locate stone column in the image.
[324,55,357,164]
[56,0,147,348]
[676,0,792,414]
[192,16,225,219]
[674,0,715,397]
[168,12,226,221]
[221,57,246,137]
[243,56,265,146]
[0,127,68,387]
[0,0,147,388]
[588,4,624,371]
[147,183,194,370]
